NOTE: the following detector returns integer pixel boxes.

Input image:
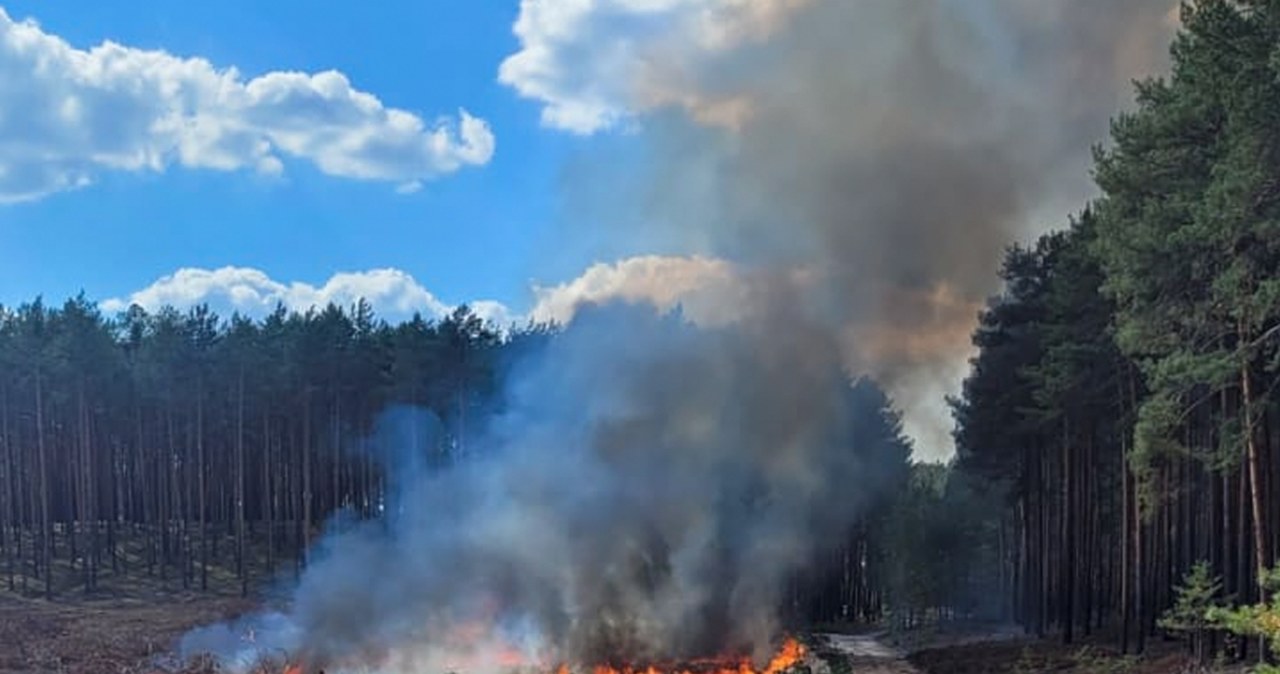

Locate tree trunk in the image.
[1,381,13,592]
[1061,414,1075,644]
[236,366,247,597]
[1121,453,1131,654]
[302,390,312,567]
[36,370,51,599]
[1135,475,1145,654]
[332,389,340,515]
[78,379,92,595]
[1242,361,1270,593]
[198,376,207,592]
[264,410,275,577]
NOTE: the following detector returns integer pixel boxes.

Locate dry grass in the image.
[0,594,253,674]
[0,526,302,671]
[907,638,1203,674]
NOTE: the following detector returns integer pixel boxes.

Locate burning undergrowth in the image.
[179,300,909,673]
[259,635,807,674]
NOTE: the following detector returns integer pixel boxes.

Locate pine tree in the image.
[1160,561,1224,661]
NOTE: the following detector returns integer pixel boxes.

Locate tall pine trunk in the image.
[1,381,13,592]
[236,366,247,597]
[197,376,207,592]
[1242,360,1270,593]
[36,370,51,599]
[78,380,91,595]
[302,389,312,568]
[263,410,275,576]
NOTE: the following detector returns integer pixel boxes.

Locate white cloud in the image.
[102,256,744,329]
[101,267,453,321]
[0,8,495,203]
[498,0,808,134]
[467,300,523,327]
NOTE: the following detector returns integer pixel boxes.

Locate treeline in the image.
[951,0,1280,659]
[793,381,916,627]
[0,293,920,621]
[0,297,548,598]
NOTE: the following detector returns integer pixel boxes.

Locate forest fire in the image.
[584,637,805,674]
[270,637,805,674]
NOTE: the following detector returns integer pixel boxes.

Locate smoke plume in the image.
[543,0,1177,456]
[184,0,1181,669]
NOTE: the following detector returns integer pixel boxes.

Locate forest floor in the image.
[0,597,1228,674]
[0,529,272,672]
[907,638,1200,674]
[0,593,252,673]
[814,627,1217,674]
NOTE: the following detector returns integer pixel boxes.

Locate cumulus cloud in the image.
[101,257,741,329]
[101,267,454,321]
[0,7,494,202]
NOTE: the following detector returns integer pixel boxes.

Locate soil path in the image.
[815,633,920,674]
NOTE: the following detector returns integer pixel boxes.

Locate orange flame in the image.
[556,637,805,674]
[274,636,804,674]
[762,638,805,674]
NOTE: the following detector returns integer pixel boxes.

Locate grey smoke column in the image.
[557,0,1177,457]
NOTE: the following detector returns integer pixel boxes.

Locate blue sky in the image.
[0,0,1177,461]
[0,0,642,314]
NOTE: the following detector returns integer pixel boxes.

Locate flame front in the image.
[569,638,805,674]
[274,636,804,674]
[762,638,805,674]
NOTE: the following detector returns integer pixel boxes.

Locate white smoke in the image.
[182,301,909,672]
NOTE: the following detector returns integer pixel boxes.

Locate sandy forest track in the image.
[815,633,919,673]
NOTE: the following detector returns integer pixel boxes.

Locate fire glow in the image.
[274,637,805,674]
[584,637,805,674]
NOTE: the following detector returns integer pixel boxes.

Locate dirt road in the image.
[814,633,920,674]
